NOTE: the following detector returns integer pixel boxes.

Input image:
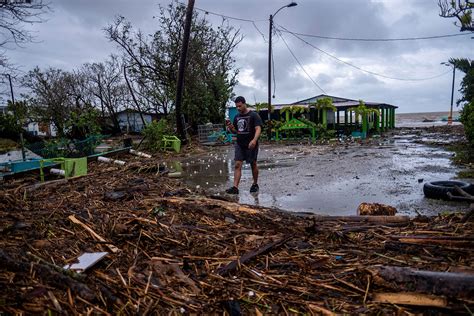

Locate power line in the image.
[186,4,453,82]
[277,24,472,42]
[193,6,266,23]
[276,29,326,94]
[252,21,267,42]
[191,5,268,41]
[186,3,470,43]
[277,25,452,82]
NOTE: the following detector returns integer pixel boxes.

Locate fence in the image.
[27,135,107,159]
[197,124,226,144]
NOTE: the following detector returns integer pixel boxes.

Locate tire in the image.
[423,180,471,200]
[465,184,474,195]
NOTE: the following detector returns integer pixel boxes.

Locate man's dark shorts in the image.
[234,144,258,164]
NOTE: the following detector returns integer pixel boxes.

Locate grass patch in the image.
[457,169,474,179]
[0,138,18,154]
[447,143,474,165]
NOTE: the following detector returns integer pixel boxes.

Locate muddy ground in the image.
[179,125,471,216]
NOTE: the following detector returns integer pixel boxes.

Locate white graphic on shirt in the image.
[237,117,249,133]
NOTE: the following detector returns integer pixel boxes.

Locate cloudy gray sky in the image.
[3,0,474,113]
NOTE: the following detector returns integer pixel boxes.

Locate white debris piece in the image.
[64,252,108,273]
[129,149,152,158]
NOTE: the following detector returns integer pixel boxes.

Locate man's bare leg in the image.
[233,161,243,188]
[251,161,258,184]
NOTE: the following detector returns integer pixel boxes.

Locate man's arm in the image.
[253,126,261,141]
[249,126,261,149]
[226,119,236,133]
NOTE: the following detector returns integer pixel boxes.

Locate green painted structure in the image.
[260,94,397,139]
[274,118,316,141]
[40,157,88,182]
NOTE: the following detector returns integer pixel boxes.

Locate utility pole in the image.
[175,0,195,143]
[441,61,456,125]
[448,65,456,125]
[267,14,273,139]
[267,2,297,138]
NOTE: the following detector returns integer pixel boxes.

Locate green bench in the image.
[161,135,181,153]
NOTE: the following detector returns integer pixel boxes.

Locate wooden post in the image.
[175,0,195,143]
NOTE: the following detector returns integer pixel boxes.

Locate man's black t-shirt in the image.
[233,110,263,147]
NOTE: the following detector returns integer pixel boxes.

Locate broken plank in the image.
[389,235,474,248]
[373,292,448,307]
[311,215,410,224]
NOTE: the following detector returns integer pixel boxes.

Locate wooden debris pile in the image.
[0,159,473,314]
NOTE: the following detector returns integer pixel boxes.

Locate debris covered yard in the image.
[1,154,473,315]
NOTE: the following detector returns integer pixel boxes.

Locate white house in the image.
[116,109,160,132]
[26,122,57,137]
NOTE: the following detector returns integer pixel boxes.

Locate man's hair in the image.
[234,96,246,104]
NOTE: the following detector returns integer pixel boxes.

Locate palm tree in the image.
[280,105,308,121]
[348,100,380,135]
[449,58,474,106]
[310,97,337,127]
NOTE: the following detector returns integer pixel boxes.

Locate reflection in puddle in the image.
[173,135,464,216]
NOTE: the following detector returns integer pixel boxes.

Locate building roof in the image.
[267,94,397,111]
[292,94,356,105]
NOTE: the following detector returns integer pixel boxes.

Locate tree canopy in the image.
[449,58,474,106]
[439,0,474,32]
[105,2,242,129]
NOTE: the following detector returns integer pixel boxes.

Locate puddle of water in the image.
[176,137,469,216]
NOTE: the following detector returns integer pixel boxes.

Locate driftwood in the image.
[447,185,474,202]
[311,215,410,224]
[21,179,69,193]
[372,292,448,307]
[217,236,292,276]
[157,196,260,215]
[447,192,474,202]
[0,250,96,301]
[388,235,474,248]
[454,185,473,197]
[368,266,474,300]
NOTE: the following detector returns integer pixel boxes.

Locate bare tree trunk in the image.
[175,0,195,143]
[123,65,146,127]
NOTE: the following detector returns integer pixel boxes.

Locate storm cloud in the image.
[4,0,473,112]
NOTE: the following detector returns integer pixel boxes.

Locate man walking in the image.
[225,96,263,194]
